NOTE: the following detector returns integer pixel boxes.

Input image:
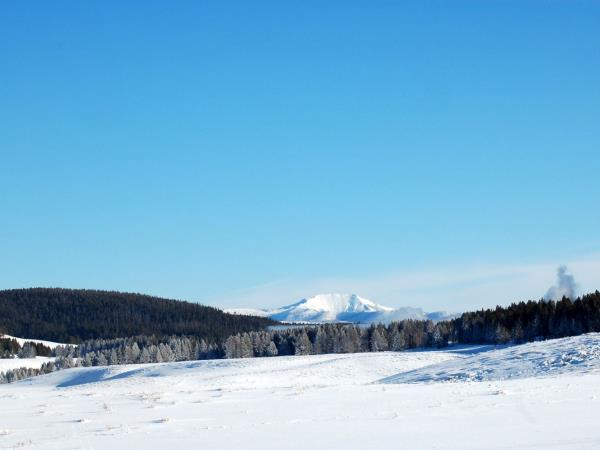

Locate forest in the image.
[0,288,276,343]
[454,291,600,344]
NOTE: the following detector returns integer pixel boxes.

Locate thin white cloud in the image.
[207,254,600,312]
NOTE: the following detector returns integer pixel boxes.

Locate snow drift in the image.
[380,333,600,384]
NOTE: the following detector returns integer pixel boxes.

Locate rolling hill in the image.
[0,288,276,343]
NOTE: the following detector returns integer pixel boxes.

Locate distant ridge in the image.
[226,293,458,324]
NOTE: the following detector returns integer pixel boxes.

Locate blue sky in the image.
[1,1,599,311]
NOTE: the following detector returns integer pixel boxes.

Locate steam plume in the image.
[544,265,578,300]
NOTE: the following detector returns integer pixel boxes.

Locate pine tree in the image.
[266,341,278,357]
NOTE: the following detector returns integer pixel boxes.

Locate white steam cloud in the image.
[544,265,578,300]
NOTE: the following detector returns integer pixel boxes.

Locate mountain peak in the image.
[296,293,394,314]
[225,293,457,324]
[270,293,405,323]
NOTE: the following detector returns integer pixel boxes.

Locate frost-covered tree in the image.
[265,341,278,357]
[389,326,407,351]
[240,333,253,358]
[95,352,107,366]
[224,335,242,359]
[369,328,387,352]
[139,347,151,363]
[292,330,312,356]
[18,342,37,358]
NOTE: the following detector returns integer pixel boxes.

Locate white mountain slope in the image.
[225,293,457,324]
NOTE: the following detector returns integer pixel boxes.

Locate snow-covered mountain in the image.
[225,293,457,324]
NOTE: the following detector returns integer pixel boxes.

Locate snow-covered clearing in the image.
[2,334,600,449]
[0,356,55,372]
[0,334,64,350]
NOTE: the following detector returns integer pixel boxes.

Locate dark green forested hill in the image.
[0,288,277,343]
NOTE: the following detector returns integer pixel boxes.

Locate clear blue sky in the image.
[1,1,599,310]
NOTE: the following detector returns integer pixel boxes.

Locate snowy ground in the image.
[2,334,600,449]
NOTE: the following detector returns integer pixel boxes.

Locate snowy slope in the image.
[0,334,65,350]
[226,293,457,324]
[2,334,600,449]
[0,356,55,372]
[381,333,600,384]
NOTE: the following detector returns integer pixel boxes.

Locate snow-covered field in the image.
[2,334,600,449]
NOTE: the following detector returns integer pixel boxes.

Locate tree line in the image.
[223,320,451,358]
[0,321,451,383]
[453,291,600,344]
[1,337,52,358]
